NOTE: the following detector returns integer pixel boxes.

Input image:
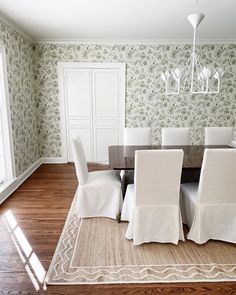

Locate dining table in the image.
[108,145,232,195]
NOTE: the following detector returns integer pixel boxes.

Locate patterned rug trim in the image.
[46,195,236,285]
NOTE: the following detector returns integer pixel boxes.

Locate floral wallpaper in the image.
[0,20,40,176]
[1,17,236,171]
[34,43,236,157]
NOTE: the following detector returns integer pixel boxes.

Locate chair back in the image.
[124,127,151,145]
[135,150,183,206]
[198,149,236,204]
[162,127,190,146]
[71,136,88,185]
[204,127,233,145]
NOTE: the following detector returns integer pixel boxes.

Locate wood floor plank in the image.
[0,163,236,294]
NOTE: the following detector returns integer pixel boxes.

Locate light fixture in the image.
[161,1,224,95]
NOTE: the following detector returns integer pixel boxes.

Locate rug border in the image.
[45,189,78,284]
[45,191,236,285]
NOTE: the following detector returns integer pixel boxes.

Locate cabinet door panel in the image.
[60,64,124,164]
[65,70,91,118]
[93,70,118,117]
[92,69,121,162]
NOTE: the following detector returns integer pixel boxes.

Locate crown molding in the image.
[35,38,236,45]
[0,10,34,42]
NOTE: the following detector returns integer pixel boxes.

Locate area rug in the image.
[46,196,236,284]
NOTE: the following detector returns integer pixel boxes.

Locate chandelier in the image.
[161,12,224,95]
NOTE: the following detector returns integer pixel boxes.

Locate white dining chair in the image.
[124,127,151,145]
[121,149,184,245]
[122,127,152,189]
[162,127,190,146]
[181,149,236,244]
[204,127,233,145]
[72,136,123,219]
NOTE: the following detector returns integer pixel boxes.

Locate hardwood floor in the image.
[0,163,236,294]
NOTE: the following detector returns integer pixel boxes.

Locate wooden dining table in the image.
[108,145,232,194]
[108,145,231,170]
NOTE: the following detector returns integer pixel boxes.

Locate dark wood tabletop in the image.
[108,145,231,170]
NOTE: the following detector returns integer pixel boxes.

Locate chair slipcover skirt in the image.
[181,182,236,244]
[181,149,236,244]
[121,184,135,221]
[188,204,236,244]
[125,203,184,245]
[76,170,123,219]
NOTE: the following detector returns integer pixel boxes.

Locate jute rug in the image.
[46,196,236,284]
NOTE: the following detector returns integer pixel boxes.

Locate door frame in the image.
[58,62,126,162]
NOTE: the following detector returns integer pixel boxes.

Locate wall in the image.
[0,21,40,176]
[34,43,236,157]
[0,16,236,168]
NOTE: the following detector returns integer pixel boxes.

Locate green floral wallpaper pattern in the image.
[34,43,236,157]
[1,18,236,169]
[0,20,40,176]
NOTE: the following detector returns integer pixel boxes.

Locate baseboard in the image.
[0,157,68,204]
[41,157,67,163]
[0,158,42,205]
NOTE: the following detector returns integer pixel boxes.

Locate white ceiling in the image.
[0,0,235,41]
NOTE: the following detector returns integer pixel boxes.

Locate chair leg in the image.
[121,170,128,198]
[116,213,121,223]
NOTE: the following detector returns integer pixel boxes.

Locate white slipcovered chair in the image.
[181,149,236,244]
[204,127,233,145]
[122,127,152,187]
[72,136,123,219]
[162,127,190,146]
[121,149,184,245]
[124,127,151,145]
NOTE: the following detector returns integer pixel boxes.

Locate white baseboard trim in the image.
[0,158,42,205]
[41,157,67,163]
[0,157,68,204]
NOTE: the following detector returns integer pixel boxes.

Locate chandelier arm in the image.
[217,78,220,93]
[195,52,214,93]
[182,54,193,92]
[195,54,203,68]
[206,75,209,93]
[161,12,222,95]
[195,55,206,92]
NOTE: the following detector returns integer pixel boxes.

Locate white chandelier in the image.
[161,13,224,95]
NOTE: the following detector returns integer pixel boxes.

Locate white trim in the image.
[0,157,67,204]
[58,65,67,162]
[58,62,126,70]
[0,158,41,204]
[0,46,16,183]
[0,11,34,42]
[58,62,126,162]
[119,66,126,144]
[35,38,236,45]
[41,157,67,163]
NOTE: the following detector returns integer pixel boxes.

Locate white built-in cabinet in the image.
[58,63,125,163]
